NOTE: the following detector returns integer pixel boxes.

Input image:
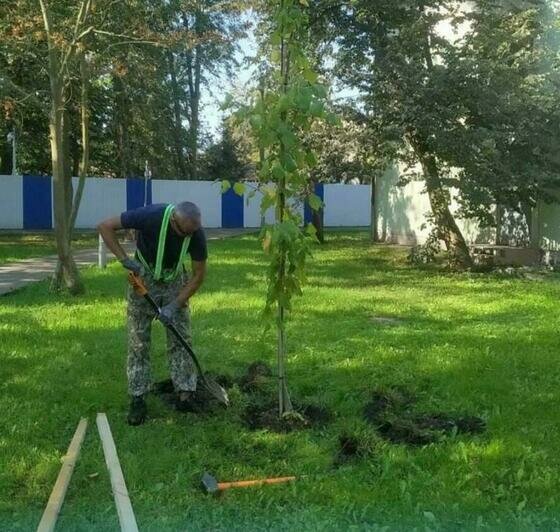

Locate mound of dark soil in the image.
[363,387,486,446]
[244,401,332,432]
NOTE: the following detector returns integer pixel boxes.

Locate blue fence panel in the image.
[304,183,324,225]
[221,187,244,228]
[22,175,52,229]
[126,178,152,211]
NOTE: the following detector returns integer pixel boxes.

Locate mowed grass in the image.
[0,231,98,264]
[1,232,560,530]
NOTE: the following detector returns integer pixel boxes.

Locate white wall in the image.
[375,166,489,245]
[0,175,23,229]
[152,180,222,228]
[323,184,371,227]
[72,177,127,228]
[538,198,560,250]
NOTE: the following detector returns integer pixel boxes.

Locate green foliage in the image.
[407,229,442,266]
[202,120,254,182]
[0,0,245,178]
[315,0,560,224]
[234,0,334,323]
[260,220,308,314]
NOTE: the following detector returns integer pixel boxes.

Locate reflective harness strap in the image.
[136,204,190,282]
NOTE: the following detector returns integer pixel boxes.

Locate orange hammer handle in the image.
[217,476,296,491]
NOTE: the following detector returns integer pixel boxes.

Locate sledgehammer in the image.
[201,472,296,495]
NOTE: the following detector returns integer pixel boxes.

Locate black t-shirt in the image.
[121,203,207,270]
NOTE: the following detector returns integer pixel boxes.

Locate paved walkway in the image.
[0,228,254,296]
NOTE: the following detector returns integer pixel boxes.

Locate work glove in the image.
[158,300,181,327]
[120,257,144,276]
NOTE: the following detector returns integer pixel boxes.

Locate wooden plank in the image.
[96,413,139,532]
[37,418,88,532]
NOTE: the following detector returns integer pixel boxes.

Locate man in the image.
[97,201,207,426]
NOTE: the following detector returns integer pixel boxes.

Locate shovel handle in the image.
[217,476,296,491]
[128,272,148,296]
[126,272,205,377]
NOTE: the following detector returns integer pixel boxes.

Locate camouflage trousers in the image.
[127,271,197,397]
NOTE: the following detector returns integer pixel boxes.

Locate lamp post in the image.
[6,130,16,176]
[143,160,151,207]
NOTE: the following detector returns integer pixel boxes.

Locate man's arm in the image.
[176,260,207,306]
[97,216,129,261]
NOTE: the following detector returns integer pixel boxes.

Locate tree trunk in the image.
[408,132,472,268]
[495,204,504,245]
[276,11,293,417]
[370,175,378,242]
[312,208,324,244]
[69,53,90,237]
[48,79,83,294]
[113,72,131,178]
[186,46,201,180]
[167,51,188,179]
[309,180,324,243]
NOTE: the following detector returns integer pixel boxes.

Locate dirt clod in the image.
[333,434,361,466]
[338,434,360,457]
[238,361,273,393]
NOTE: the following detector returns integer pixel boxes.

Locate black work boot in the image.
[127,396,147,426]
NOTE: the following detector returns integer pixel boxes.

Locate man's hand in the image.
[158,300,180,327]
[120,257,144,276]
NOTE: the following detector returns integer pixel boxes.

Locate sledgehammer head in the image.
[201,472,219,494]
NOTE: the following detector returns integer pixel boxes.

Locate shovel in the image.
[128,272,229,407]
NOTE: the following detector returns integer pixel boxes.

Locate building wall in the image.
[374,165,560,249]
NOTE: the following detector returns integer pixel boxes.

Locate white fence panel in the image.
[72,177,127,228]
[324,184,371,226]
[152,180,221,228]
[0,175,23,229]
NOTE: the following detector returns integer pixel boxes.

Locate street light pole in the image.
[143,160,151,207]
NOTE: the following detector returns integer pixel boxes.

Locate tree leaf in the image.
[305,223,317,236]
[303,69,318,83]
[233,182,245,196]
[221,180,231,193]
[308,193,322,211]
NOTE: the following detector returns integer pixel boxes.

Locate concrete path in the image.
[0,228,254,296]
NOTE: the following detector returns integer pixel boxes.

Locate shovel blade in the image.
[202,376,230,407]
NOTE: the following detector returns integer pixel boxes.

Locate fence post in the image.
[98,233,107,268]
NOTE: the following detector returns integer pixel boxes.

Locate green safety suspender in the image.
[136,204,190,282]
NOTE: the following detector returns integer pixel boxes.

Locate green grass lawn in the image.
[0,231,99,264]
[1,232,560,530]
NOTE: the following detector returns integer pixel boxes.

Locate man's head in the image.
[171,201,201,237]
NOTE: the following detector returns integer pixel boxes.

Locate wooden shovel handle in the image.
[217,476,296,491]
[128,272,148,296]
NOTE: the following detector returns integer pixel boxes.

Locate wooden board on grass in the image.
[96,413,139,532]
[37,418,88,532]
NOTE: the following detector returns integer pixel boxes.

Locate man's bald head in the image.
[175,201,201,222]
[172,201,201,237]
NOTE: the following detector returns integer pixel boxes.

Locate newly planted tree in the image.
[230,0,334,416]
